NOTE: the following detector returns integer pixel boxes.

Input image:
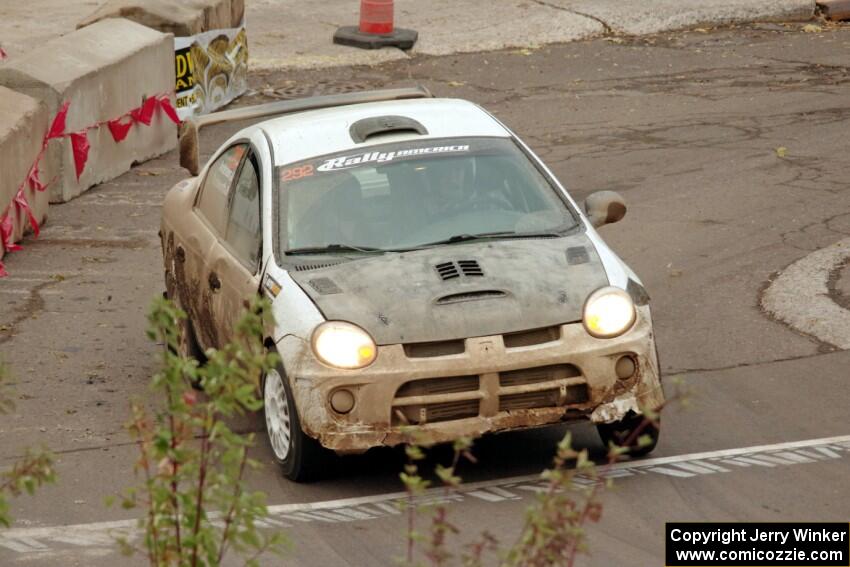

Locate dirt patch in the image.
[0,278,62,345]
[827,257,850,310]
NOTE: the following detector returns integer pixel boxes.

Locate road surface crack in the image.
[529,0,613,33]
[667,349,840,375]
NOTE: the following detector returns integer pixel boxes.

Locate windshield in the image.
[277,137,578,253]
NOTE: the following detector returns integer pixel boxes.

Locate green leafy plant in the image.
[401,381,687,567]
[401,437,477,567]
[116,297,287,566]
[0,361,56,528]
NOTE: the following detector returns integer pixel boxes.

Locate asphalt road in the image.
[1,22,849,566]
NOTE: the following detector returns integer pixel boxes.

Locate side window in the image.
[225,155,261,270]
[196,144,247,234]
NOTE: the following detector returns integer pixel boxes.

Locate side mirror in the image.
[583,191,627,228]
[179,120,200,176]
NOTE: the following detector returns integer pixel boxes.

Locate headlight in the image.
[583,286,636,338]
[311,321,377,369]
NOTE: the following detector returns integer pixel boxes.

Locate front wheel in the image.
[596,413,660,458]
[262,362,328,482]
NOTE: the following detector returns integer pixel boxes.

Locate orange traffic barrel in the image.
[359,0,394,34]
[334,0,417,50]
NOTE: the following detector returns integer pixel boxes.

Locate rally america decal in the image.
[317,145,471,172]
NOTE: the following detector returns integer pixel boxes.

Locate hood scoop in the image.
[436,289,507,305]
[435,259,484,280]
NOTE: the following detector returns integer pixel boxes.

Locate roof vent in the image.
[349,115,428,143]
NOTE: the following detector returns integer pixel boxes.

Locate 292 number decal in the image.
[280,165,315,183]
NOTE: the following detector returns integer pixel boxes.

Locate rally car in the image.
[160,87,665,481]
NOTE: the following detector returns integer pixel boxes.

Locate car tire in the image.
[596,413,660,458]
[262,357,327,482]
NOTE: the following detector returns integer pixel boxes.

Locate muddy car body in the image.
[160,88,665,481]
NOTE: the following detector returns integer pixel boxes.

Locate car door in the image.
[205,148,263,348]
[189,143,248,351]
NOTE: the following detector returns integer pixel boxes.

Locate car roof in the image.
[257,98,511,166]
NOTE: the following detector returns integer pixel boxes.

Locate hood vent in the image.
[435,261,459,280]
[294,260,349,272]
[435,259,484,280]
[458,259,483,276]
[566,246,590,265]
[436,289,506,305]
[308,277,342,295]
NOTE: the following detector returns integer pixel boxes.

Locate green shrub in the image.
[116,297,287,566]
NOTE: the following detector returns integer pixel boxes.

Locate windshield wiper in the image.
[410,230,564,249]
[286,243,384,255]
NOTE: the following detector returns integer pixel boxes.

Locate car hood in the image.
[288,234,609,345]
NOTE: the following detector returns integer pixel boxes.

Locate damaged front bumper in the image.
[278,305,664,454]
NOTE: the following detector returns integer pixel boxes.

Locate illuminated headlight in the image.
[311,321,377,369]
[583,286,636,338]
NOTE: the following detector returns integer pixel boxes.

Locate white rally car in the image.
[161,87,664,481]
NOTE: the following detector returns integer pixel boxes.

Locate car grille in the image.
[391,364,588,426]
[499,364,581,387]
[498,365,588,411]
[503,325,561,348]
[393,400,481,426]
[393,375,480,425]
[403,339,466,358]
[396,375,479,397]
[499,384,589,411]
[401,325,565,359]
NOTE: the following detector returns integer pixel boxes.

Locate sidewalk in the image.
[1,0,815,71]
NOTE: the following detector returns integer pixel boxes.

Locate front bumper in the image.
[278,305,664,454]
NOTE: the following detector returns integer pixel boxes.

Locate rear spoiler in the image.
[179,86,433,175]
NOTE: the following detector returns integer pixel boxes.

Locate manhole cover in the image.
[263,80,380,100]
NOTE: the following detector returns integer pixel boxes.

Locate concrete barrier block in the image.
[186,0,232,30]
[0,18,176,203]
[79,0,244,36]
[0,86,50,254]
[230,0,245,27]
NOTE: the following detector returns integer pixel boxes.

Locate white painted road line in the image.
[762,237,850,348]
[1,434,850,556]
